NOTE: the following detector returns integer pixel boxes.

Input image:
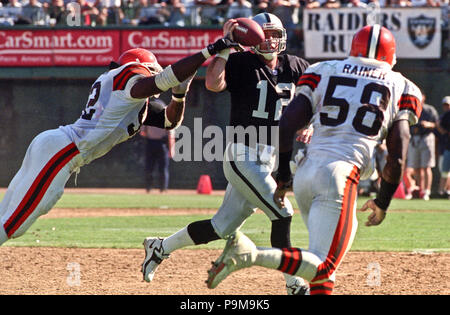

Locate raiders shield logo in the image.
[408,15,436,49]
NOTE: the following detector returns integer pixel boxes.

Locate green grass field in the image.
[2,191,449,252]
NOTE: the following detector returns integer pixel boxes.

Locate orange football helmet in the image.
[350,25,396,66]
[118,48,163,74]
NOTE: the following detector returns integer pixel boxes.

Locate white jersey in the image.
[296,56,422,178]
[60,62,164,166]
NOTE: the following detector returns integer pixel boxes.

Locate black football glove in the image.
[207,36,244,56]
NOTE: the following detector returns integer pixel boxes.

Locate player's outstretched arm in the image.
[131,36,242,99]
[359,199,386,226]
[359,119,411,226]
[205,19,241,92]
[274,94,313,208]
[165,73,196,129]
[278,94,313,154]
[205,57,227,92]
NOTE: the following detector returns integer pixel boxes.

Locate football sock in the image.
[254,247,283,270]
[161,227,195,254]
[255,247,322,282]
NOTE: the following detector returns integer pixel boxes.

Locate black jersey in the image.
[225,51,309,146]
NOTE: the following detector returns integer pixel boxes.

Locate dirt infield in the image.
[0,189,448,295]
[0,206,449,295]
[0,246,448,295]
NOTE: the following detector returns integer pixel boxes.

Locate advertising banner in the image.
[0,29,120,66]
[303,7,442,59]
[0,28,223,67]
[121,29,223,65]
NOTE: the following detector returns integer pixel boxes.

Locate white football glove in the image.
[289,149,305,175]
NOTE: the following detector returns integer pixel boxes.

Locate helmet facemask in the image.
[251,13,287,60]
[142,62,163,75]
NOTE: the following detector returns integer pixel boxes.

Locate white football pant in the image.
[0,128,83,245]
[280,152,360,294]
[211,142,294,238]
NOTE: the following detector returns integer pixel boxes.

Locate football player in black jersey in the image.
[142,13,310,295]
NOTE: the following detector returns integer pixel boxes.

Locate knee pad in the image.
[271,216,292,248]
[187,220,220,245]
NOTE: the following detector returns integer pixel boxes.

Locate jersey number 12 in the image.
[252,80,294,121]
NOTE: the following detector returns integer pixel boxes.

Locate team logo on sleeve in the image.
[408,15,436,49]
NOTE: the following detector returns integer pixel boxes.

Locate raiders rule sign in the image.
[303,7,441,59]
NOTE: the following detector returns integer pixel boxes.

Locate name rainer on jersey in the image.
[342,64,387,81]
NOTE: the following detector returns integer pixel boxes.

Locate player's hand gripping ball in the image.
[232,18,265,47]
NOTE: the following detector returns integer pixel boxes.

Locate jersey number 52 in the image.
[81,81,101,120]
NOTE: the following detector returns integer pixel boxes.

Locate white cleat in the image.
[286,277,310,295]
[207,231,257,289]
[142,237,169,282]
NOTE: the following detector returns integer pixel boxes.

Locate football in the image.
[232,18,265,47]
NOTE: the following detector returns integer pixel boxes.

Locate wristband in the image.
[217,49,231,61]
[276,150,293,183]
[201,47,211,59]
[154,65,180,92]
[374,178,399,211]
[172,95,185,102]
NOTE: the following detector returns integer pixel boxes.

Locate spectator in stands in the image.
[6,0,20,8]
[366,0,386,7]
[345,0,367,7]
[95,0,122,25]
[269,0,300,48]
[322,0,341,7]
[76,0,100,26]
[165,0,187,26]
[388,0,411,7]
[270,0,300,23]
[138,0,170,25]
[437,96,450,197]
[304,0,321,8]
[46,0,69,25]
[405,92,439,200]
[195,0,223,25]
[410,0,426,5]
[140,126,175,193]
[22,0,48,24]
[226,0,252,19]
[253,0,269,12]
[5,0,30,24]
[183,0,201,25]
[120,0,140,24]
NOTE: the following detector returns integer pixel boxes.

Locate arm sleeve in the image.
[395,78,423,126]
[295,62,323,113]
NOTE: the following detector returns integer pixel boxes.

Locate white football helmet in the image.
[251,13,287,60]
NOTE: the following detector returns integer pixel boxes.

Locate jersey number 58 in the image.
[321,76,390,136]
